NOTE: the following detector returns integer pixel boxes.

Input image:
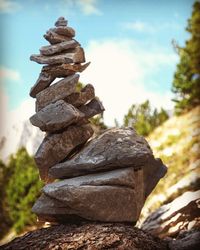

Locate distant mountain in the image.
[0,120,44,162]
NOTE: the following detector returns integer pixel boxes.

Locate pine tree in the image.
[172,1,200,113]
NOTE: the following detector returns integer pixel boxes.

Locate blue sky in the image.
[0,0,194,126]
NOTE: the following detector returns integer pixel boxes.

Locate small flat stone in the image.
[65,84,95,107]
[33,168,140,222]
[52,26,75,37]
[30,63,90,98]
[55,17,68,27]
[40,40,80,56]
[49,127,156,180]
[30,47,85,65]
[79,97,105,119]
[29,72,55,98]
[30,100,84,132]
[36,74,79,111]
[44,30,72,44]
[34,124,93,182]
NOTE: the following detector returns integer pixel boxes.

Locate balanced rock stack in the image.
[30,17,167,224]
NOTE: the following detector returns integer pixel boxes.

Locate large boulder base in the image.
[32,168,144,223]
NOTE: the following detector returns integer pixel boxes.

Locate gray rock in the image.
[33,168,143,222]
[49,127,157,180]
[65,84,95,107]
[30,47,85,65]
[169,230,200,250]
[36,74,79,111]
[141,190,200,238]
[143,158,167,197]
[30,63,90,98]
[44,30,72,44]
[40,40,80,56]
[52,26,75,37]
[30,100,84,132]
[29,72,55,98]
[79,97,105,119]
[55,16,68,27]
[34,124,93,182]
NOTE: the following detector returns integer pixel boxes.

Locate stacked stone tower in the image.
[30,17,167,224]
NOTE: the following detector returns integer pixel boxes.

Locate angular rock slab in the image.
[44,30,72,44]
[36,74,79,111]
[79,97,105,119]
[34,124,93,182]
[30,100,84,132]
[30,47,85,65]
[30,63,90,97]
[33,168,143,222]
[40,40,80,56]
[49,127,156,179]
[65,84,95,107]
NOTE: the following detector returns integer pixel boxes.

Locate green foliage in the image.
[2,148,43,234]
[172,1,200,113]
[123,100,169,136]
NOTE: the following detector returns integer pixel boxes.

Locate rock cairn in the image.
[30,17,167,224]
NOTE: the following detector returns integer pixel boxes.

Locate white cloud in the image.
[0,66,21,82]
[0,88,39,160]
[123,20,181,33]
[81,39,176,126]
[63,0,101,15]
[0,0,21,13]
[124,21,156,33]
[77,0,101,15]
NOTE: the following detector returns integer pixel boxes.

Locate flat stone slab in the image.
[40,40,80,56]
[65,84,95,107]
[30,47,85,65]
[52,26,75,37]
[44,30,72,44]
[33,168,143,222]
[30,100,84,132]
[36,74,79,111]
[34,124,93,182]
[49,127,156,179]
[30,63,90,98]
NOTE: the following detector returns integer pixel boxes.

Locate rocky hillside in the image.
[139,106,200,223]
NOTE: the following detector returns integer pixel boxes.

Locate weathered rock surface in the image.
[79,97,105,119]
[34,124,93,182]
[52,26,75,37]
[33,168,141,222]
[169,229,200,250]
[36,74,79,111]
[30,47,85,65]
[40,40,79,56]
[141,190,200,238]
[55,16,68,27]
[0,224,169,250]
[30,63,90,97]
[30,100,84,132]
[49,127,161,179]
[64,84,95,107]
[44,30,72,44]
[29,72,55,98]
[143,157,167,198]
